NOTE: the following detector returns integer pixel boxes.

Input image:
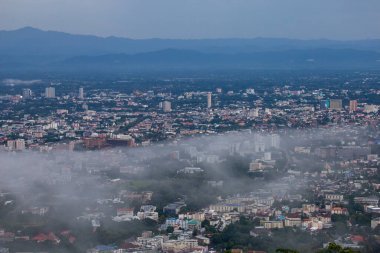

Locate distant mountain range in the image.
[1,27,380,71]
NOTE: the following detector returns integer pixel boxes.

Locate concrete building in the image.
[270,134,280,149]
[207,92,212,108]
[325,193,344,202]
[246,88,255,95]
[209,203,246,213]
[79,87,84,99]
[349,100,358,112]
[45,87,56,98]
[162,239,198,253]
[249,161,263,172]
[364,104,379,113]
[285,216,302,227]
[329,99,342,110]
[261,220,284,229]
[163,101,172,112]
[249,108,260,117]
[7,139,25,151]
[354,196,379,206]
[22,88,33,99]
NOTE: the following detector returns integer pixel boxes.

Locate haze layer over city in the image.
[1,1,380,253]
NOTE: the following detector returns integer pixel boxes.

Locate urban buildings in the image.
[0,73,379,252]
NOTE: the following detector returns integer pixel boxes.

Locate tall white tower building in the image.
[270,134,280,149]
[79,87,84,99]
[45,87,56,98]
[163,101,172,112]
[207,92,212,108]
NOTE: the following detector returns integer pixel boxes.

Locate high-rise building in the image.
[22,88,33,99]
[7,140,15,151]
[45,87,56,98]
[253,133,266,152]
[207,92,212,108]
[349,100,358,112]
[270,134,280,149]
[163,101,172,112]
[7,139,25,151]
[329,99,342,110]
[78,87,84,99]
[15,139,25,151]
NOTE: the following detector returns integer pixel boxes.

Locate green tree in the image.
[166,226,174,234]
[316,242,361,253]
[276,249,300,253]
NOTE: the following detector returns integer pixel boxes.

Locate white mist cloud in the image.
[2,79,42,86]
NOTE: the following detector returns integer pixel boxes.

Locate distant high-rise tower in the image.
[79,87,84,99]
[207,92,212,108]
[22,88,33,99]
[163,101,172,112]
[254,134,266,152]
[349,100,357,112]
[270,134,280,149]
[45,87,56,98]
[329,99,342,110]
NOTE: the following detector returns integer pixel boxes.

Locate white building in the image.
[207,92,212,108]
[22,88,33,99]
[78,87,84,99]
[246,88,255,95]
[270,134,280,149]
[177,167,204,174]
[45,87,55,98]
[163,101,172,112]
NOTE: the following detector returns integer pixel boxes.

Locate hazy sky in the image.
[1,0,380,40]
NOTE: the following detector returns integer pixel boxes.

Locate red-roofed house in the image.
[351,235,365,243]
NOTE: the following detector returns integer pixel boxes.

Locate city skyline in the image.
[1,1,380,252]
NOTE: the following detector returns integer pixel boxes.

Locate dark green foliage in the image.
[316,242,361,253]
[276,249,300,253]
